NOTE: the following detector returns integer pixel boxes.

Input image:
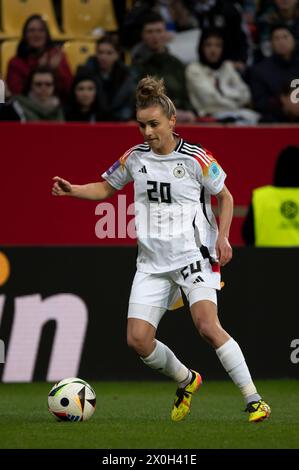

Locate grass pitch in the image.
[0,380,298,449]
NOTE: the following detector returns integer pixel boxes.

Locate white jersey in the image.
[102,137,226,273]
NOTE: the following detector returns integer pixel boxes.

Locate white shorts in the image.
[128,259,220,328]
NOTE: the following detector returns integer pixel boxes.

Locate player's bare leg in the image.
[190,299,271,422]
[127,318,191,380]
[127,318,156,357]
[127,317,201,421]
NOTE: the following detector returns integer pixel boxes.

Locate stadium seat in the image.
[0,40,18,79]
[62,40,96,73]
[0,30,15,40]
[62,0,117,39]
[1,0,69,40]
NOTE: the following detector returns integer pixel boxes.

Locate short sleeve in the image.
[193,148,226,195]
[102,158,133,190]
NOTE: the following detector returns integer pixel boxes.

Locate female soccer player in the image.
[52,76,270,423]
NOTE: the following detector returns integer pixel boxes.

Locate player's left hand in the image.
[216,236,232,266]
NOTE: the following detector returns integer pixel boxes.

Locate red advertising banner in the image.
[1,122,299,245]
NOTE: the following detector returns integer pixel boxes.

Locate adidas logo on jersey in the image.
[138,166,147,173]
[193,275,204,284]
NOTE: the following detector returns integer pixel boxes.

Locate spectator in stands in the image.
[64,70,105,122]
[131,12,169,64]
[242,145,299,246]
[256,0,299,58]
[186,28,258,123]
[183,0,252,71]
[121,0,197,49]
[1,66,64,122]
[151,0,198,32]
[85,35,135,121]
[131,13,196,122]
[6,15,72,102]
[249,24,299,121]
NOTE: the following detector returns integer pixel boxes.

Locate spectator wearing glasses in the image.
[6,66,64,122]
[6,14,72,102]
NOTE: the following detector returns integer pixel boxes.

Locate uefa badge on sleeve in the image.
[209,161,221,179]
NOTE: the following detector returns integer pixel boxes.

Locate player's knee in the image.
[127,331,150,356]
[193,315,212,339]
[197,320,216,342]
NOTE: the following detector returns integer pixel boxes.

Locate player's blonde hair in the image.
[136,76,176,118]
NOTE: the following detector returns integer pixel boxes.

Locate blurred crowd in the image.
[1,0,299,124]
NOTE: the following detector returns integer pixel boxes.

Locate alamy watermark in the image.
[94,194,216,249]
[290,79,299,104]
[0,339,5,363]
[290,339,299,364]
[0,80,5,104]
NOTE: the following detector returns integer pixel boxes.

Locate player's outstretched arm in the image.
[52,176,116,200]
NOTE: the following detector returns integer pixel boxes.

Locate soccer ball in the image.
[48,377,96,422]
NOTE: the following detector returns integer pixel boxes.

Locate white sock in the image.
[216,337,261,404]
[141,339,190,384]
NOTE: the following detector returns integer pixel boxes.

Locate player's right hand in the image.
[52,176,72,196]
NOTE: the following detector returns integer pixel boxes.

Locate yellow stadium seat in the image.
[62,0,117,38]
[1,0,69,40]
[0,40,18,79]
[0,31,15,40]
[62,40,96,73]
